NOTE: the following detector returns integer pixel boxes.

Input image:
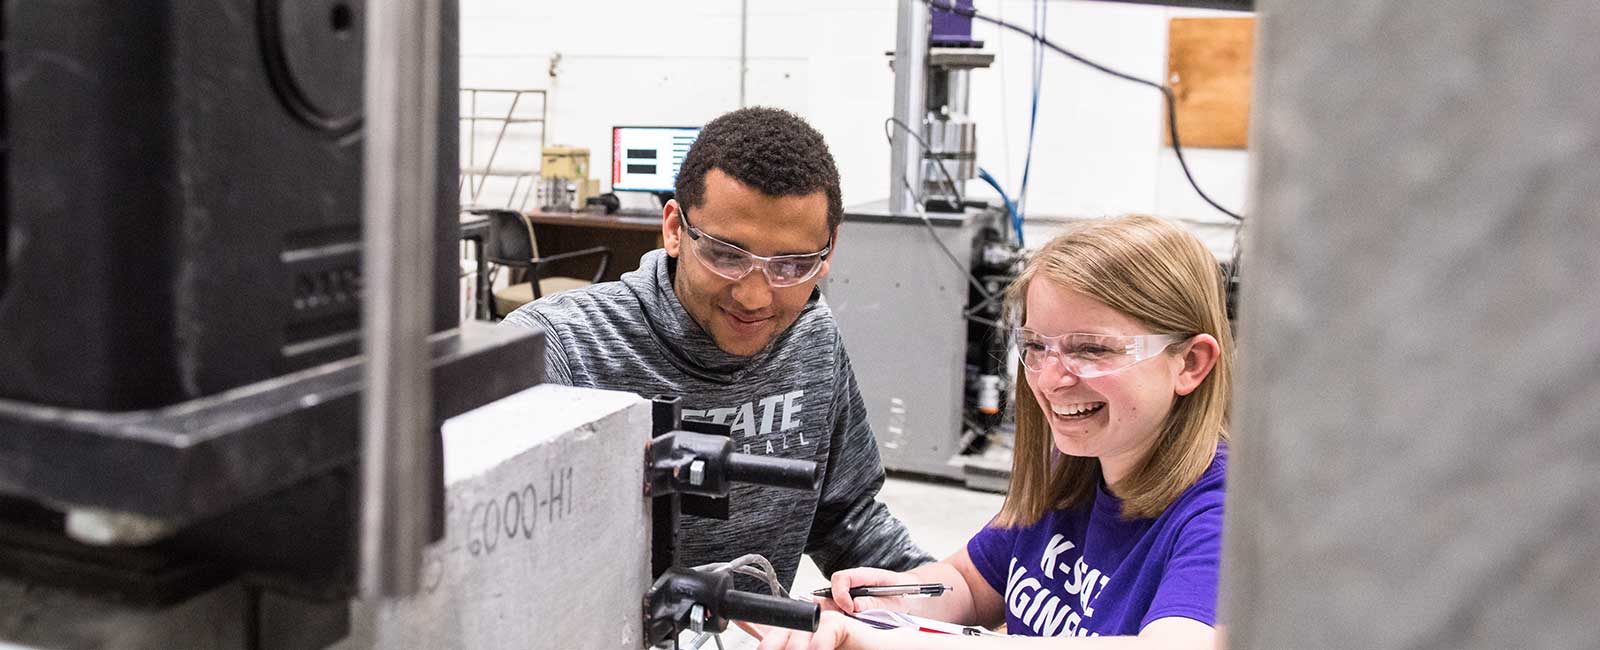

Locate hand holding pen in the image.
[811,583,949,599]
[813,566,947,617]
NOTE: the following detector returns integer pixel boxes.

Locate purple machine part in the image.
[930,0,980,47]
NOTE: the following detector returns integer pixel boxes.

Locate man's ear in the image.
[814,227,839,280]
[663,200,683,258]
[1173,333,1220,397]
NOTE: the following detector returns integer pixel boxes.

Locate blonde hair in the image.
[994,215,1232,525]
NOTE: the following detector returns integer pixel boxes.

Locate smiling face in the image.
[663,168,834,357]
[1023,280,1195,484]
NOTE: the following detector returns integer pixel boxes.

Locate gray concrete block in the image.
[337,384,652,650]
[1225,2,1600,648]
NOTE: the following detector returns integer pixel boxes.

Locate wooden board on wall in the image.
[1165,17,1255,150]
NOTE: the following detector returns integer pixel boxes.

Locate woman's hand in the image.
[823,567,920,614]
[754,610,888,650]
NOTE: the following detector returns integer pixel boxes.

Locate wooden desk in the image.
[524,210,664,283]
[524,210,662,232]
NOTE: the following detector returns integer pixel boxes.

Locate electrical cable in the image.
[964,274,1010,316]
[978,167,1022,246]
[694,554,788,598]
[995,0,1014,188]
[925,0,1244,222]
[1016,0,1045,221]
[884,117,965,207]
[884,119,1007,329]
[1225,220,1243,320]
[897,175,996,303]
[884,118,999,309]
[967,312,1002,328]
[893,202,1011,324]
[688,554,794,649]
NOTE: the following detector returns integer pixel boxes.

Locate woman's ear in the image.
[1173,333,1220,396]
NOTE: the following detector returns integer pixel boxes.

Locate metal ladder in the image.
[459,88,548,210]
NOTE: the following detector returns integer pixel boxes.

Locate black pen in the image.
[812,583,950,599]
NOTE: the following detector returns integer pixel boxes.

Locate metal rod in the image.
[1085,0,1251,10]
[461,88,475,201]
[538,90,549,149]
[508,174,525,210]
[360,0,441,598]
[473,92,522,200]
[890,0,929,214]
[459,115,545,123]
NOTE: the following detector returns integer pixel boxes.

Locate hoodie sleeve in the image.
[804,346,934,575]
[498,303,574,387]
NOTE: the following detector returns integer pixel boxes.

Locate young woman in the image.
[758,215,1233,650]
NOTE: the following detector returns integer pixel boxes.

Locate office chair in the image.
[471,208,611,318]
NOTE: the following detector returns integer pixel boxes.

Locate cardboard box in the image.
[540,146,589,180]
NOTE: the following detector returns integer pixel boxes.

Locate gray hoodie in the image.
[501,250,931,587]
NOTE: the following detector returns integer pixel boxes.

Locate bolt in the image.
[690,603,706,634]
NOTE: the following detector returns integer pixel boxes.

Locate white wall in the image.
[460,0,1248,250]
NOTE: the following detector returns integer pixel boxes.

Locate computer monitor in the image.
[611,126,700,195]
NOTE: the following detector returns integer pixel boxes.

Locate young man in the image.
[502,107,931,587]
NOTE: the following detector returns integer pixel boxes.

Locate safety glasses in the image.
[1013,328,1190,378]
[679,207,832,288]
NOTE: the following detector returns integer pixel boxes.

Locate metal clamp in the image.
[644,568,819,647]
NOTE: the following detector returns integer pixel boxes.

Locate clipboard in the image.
[848,609,1005,637]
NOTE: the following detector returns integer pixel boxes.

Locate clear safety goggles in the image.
[1013,328,1190,378]
[680,207,832,288]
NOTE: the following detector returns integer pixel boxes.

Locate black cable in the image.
[966,279,1009,316]
[898,176,1001,312]
[967,313,1002,328]
[884,117,966,208]
[884,121,999,307]
[885,117,1010,330]
[1225,221,1243,321]
[922,0,1244,222]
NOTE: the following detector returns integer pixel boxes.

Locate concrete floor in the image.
[700,475,1005,649]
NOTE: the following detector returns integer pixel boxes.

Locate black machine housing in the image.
[0,0,459,411]
[0,2,543,648]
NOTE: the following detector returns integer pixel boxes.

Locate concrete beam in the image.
[1224,2,1600,648]
[339,384,653,650]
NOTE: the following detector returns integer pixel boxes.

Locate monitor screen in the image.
[611,126,700,193]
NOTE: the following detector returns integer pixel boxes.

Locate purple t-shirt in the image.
[967,444,1226,638]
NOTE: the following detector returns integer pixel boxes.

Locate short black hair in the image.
[675,107,844,233]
